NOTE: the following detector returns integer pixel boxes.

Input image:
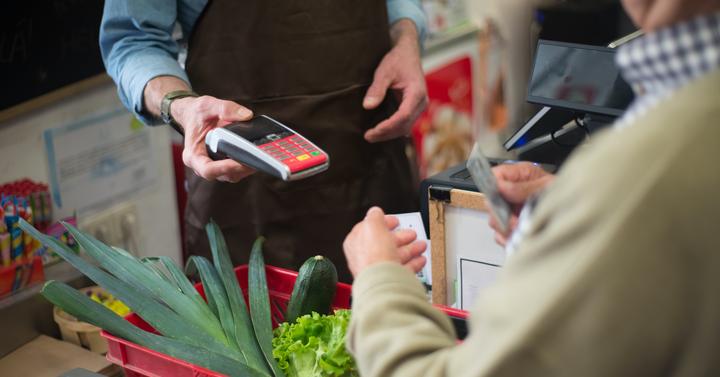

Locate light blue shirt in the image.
[100,0,427,124]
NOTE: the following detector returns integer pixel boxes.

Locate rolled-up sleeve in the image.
[100,0,190,124]
[387,0,428,43]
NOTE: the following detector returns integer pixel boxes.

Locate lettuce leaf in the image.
[272,309,358,377]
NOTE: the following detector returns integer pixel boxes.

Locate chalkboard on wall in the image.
[1,0,106,116]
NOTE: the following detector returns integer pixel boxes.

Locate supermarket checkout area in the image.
[0,20,481,377]
[1,30,632,349]
[0,2,637,374]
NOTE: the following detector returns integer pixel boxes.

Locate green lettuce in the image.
[272,309,358,377]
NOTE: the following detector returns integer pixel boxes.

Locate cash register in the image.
[420,36,640,234]
[504,38,636,164]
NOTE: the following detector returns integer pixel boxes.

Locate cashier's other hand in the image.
[343,207,427,278]
[173,95,256,183]
[491,162,555,246]
[363,20,427,143]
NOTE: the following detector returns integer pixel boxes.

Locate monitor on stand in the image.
[527,40,634,116]
[504,39,635,157]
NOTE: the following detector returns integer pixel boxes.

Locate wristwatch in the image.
[160,90,199,135]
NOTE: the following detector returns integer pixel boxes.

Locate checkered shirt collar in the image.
[616,12,720,98]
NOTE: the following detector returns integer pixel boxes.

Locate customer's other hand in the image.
[172,95,256,183]
[343,207,427,278]
[491,162,554,245]
[363,20,427,143]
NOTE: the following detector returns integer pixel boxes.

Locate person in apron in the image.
[100,0,428,281]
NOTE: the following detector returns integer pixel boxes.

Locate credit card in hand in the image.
[466,143,511,233]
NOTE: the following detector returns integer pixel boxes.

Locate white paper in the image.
[392,212,432,286]
[458,258,500,310]
[44,109,157,214]
[444,206,506,307]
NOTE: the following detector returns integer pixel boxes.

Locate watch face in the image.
[161,111,172,124]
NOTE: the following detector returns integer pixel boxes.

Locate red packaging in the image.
[0,256,45,298]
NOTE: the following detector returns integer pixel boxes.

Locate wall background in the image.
[0,79,182,264]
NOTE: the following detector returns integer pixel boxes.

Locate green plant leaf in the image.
[186,255,245,361]
[249,237,286,377]
[206,220,269,374]
[63,222,226,343]
[42,280,268,377]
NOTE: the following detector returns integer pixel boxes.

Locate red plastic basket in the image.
[102,264,466,377]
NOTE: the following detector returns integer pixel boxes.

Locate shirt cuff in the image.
[352,262,428,304]
[387,0,428,44]
[117,52,191,125]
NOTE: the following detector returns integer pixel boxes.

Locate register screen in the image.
[527,40,634,117]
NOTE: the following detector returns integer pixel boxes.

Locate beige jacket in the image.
[347,69,720,376]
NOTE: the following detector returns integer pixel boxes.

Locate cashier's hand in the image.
[343,207,427,278]
[172,95,256,183]
[491,162,555,246]
[363,20,427,143]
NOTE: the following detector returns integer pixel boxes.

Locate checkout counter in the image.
[419,37,636,310]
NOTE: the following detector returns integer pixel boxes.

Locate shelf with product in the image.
[0,178,83,299]
[0,178,89,359]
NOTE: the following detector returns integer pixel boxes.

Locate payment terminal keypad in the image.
[257,133,327,173]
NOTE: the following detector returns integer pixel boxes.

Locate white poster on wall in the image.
[44,108,157,216]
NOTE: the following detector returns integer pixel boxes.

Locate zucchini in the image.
[285,255,338,324]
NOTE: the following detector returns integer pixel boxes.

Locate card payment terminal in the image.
[205,115,329,181]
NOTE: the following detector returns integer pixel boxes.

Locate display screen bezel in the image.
[225,116,289,143]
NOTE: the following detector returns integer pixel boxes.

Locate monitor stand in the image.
[515,113,616,166]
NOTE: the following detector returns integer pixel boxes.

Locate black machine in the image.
[205,115,329,181]
[418,161,557,239]
[504,40,635,165]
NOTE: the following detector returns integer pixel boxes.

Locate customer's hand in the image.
[343,207,427,278]
[491,162,554,246]
[363,20,427,143]
[172,95,256,183]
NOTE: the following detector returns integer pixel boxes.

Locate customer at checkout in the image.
[343,0,720,375]
[99,0,428,281]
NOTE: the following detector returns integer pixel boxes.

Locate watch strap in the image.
[160,90,199,135]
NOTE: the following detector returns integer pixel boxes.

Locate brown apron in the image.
[184,0,417,282]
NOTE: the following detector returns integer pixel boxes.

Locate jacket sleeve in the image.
[100,0,191,124]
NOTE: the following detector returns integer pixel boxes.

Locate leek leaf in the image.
[207,220,269,374]
[249,237,286,377]
[63,222,226,342]
[159,256,207,306]
[186,256,246,361]
[42,280,268,377]
[146,255,207,308]
[18,219,237,358]
[141,257,176,286]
